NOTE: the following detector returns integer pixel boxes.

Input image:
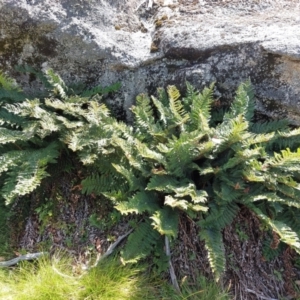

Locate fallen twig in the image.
[245,288,278,300]
[90,228,133,268]
[0,252,46,267]
[165,235,180,293]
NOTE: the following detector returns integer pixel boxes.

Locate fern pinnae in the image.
[0,128,33,144]
[199,227,226,281]
[45,69,68,99]
[116,191,160,215]
[224,80,254,122]
[121,220,161,264]
[167,85,188,123]
[189,82,214,131]
[150,206,179,238]
[151,95,168,126]
[247,203,300,254]
[0,71,20,91]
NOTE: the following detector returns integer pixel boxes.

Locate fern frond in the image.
[182,81,198,108]
[135,140,165,164]
[251,119,289,134]
[1,142,59,204]
[151,95,168,126]
[116,191,160,215]
[167,85,188,123]
[112,137,149,175]
[15,65,52,91]
[45,69,68,99]
[150,206,179,237]
[147,175,179,193]
[221,148,263,171]
[242,193,300,209]
[278,207,300,234]
[224,80,254,122]
[121,220,161,263]
[0,71,20,91]
[213,115,250,154]
[247,204,300,254]
[189,82,214,131]
[262,231,284,261]
[112,163,145,192]
[199,228,225,281]
[164,195,189,210]
[199,202,239,230]
[0,128,34,144]
[267,148,300,171]
[82,171,128,196]
[270,127,300,151]
[131,93,155,131]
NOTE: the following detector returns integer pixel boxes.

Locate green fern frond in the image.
[262,232,284,261]
[278,207,300,234]
[135,140,165,164]
[221,148,263,171]
[0,106,26,127]
[151,95,169,126]
[0,71,20,91]
[45,69,68,99]
[199,202,239,230]
[81,171,128,196]
[213,115,250,154]
[146,175,179,193]
[189,82,214,131]
[251,119,289,134]
[150,206,179,237]
[1,142,59,204]
[199,228,225,281]
[112,163,144,192]
[0,128,34,144]
[248,204,300,254]
[112,137,149,175]
[243,132,275,147]
[131,93,156,132]
[116,191,160,215]
[182,81,198,108]
[224,80,254,122]
[242,192,300,209]
[270,128,300,151]
[165,132,205,176]
[167,85,188,123]
[267,148,300,171]
[164,195,189,210]
[121,220,161,264]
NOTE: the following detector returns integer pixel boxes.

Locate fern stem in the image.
[14,143,23,151]
[165,235,180,293]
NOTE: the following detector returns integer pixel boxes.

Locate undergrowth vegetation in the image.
[1,67,300,287]
[0,254,229,300]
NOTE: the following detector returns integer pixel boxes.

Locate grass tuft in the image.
[0,253,230,300]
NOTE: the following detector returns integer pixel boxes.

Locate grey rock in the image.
[1,0,300,122]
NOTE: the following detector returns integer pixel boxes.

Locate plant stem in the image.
[165,235,180,293]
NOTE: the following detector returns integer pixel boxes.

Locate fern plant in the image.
[3,67,300,283]
[0,67,120,204]
[79,81,300,281]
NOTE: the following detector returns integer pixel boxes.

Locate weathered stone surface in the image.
[1,0,300,122]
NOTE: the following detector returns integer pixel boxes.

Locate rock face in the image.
[1,0,300,122]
